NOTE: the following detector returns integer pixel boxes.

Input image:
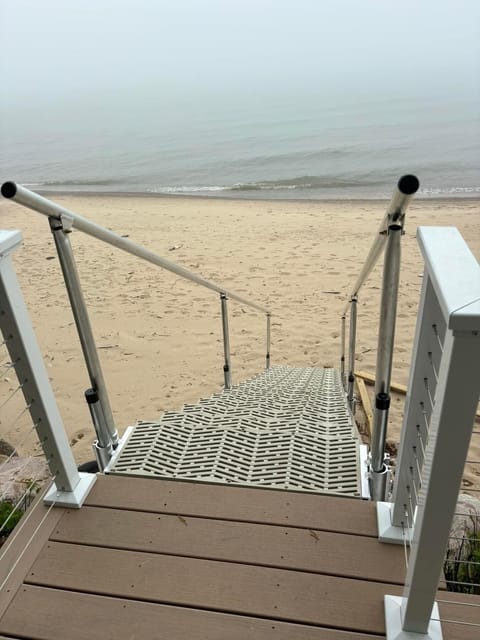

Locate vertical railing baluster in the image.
[49,216,118,468]
[369,222,402,500]
[220,293,232,389]
[340,313,346,389]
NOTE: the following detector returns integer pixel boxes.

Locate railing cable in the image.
[0,382,24,411]
[0,360,17,374]
[0,423,37,474]
[433,618,480,628]
[0,467,51,534]
[0,494,57,593]
[3,402,33,435]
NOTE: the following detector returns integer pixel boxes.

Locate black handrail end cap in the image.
[398,175,419,195]
[1,181,17,198]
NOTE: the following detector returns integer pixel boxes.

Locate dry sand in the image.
[1,194,479,492]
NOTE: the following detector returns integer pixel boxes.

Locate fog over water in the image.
[1,1,479,199]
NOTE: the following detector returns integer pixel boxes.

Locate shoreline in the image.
[21,188,480,206]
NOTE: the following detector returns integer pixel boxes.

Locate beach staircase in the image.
[2,178,480,638]
[108,366,366,497]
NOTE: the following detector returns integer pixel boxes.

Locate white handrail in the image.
[1,182,271,316]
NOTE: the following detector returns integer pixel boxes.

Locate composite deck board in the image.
[0,586,383,640]
[88,474,378,535]
[27,541,401,635]
[51,506,406,584]
[2,589,478,640]
[0,474,478,639]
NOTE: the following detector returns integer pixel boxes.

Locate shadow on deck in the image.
[0,474,478,639]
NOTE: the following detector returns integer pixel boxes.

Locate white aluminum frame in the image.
[0,230,96,508]
[381,227,480,637]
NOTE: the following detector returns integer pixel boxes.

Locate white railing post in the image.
[0,230,96,508]
[391,274,444,526]
[382,227,480,639]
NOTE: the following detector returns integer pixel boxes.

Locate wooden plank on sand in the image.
[355,377,373,437]
[355,370,407,394]
[356,370,480,419]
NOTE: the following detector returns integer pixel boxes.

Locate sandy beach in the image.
[1,194,479,491]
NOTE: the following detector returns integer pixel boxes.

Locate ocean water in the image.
[1,87,479,200]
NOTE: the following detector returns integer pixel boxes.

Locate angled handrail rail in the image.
[1,182,271,315]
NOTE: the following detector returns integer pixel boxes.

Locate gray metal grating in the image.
[109,367,363,496]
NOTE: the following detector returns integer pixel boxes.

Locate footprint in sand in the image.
[70,431,85,447]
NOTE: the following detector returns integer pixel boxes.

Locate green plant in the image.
[444,516,480,595]
[0,501,23,536]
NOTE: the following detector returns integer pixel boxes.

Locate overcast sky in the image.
[1,0,479,109]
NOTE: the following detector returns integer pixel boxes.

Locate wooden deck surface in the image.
[0,474,478,639]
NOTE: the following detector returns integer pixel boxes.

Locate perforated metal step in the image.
[109,367,365,496]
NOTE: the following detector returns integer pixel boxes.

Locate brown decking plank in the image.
[51,506,405,584]
[0,488,63,620]
[440,620,480,640]
[26,541,402,634]
[0,585,384,640]
[90,474,377,536]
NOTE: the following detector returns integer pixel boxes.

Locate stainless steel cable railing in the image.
[340,174,420,500]
[1,182,273,470]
